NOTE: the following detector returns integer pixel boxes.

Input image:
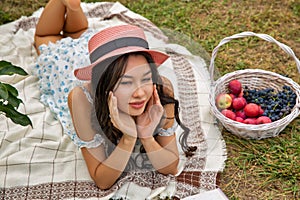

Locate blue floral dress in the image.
[32,29,97,147]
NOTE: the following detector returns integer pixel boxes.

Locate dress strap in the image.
[80,85,93,104]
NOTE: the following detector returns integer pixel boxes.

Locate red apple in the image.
[228,79,242,95]
[256,116,272,124]
[216,93,232,109]
[242,97,247,105]
[229,93,236,100]
[238,88,244,97]
[221,109,236,120]
[244,103,260,118]
[236,110,246,119]
[243,118,257,125]
[235,117,244,123]
[258,106,264,116]
[232,97,247,110]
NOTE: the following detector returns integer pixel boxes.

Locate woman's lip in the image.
[129,101,145,109]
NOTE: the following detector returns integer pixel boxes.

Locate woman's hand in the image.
[108,91,137,139]
[136,85,164,139]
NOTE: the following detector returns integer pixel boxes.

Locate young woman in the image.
[34,0,195,190]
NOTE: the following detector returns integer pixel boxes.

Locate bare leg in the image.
[61,0,81,11]
[63,1,88,39]
[34,0,88,54]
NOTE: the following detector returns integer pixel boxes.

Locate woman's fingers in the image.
[108,91,137,138]
[108,91,119,127]
[108,91,113,109]
[108,92,115,117]
[153,85,161,105]
[152,85,163,115]
[153,85,163,109]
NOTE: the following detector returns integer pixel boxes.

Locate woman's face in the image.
[113,54,154,116]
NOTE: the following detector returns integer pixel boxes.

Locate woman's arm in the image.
[139,77,179,175]
[84,135,136,189]
[68,86,136,189]
[140,133,179,175]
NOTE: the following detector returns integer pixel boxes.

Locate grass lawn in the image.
[1,0,299,199]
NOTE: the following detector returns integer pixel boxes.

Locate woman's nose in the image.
[132,86,145,97]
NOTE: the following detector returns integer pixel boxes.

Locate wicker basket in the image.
[208,32,300,139]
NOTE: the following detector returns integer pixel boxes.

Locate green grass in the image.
[222,123,300,199]
[1,0,299,199]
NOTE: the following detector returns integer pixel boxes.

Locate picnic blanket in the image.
[0,2,227,199]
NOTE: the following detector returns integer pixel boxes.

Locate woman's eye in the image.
[142,77,152,82]
[120,81,132,85]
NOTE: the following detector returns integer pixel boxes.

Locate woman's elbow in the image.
[158,158,179,175]
[90,172,115,190]
[94,178,115,190]
[167,168,179,176]
[97,183,113,190]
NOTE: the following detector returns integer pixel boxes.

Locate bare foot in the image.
[61,0,81,11]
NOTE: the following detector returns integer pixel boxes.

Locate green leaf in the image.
[0,104,32,127]
[3,82,18,97]
[6,94,23,108]
[0,82,22,108]
[0,60,28,76]
[0,83,9,99]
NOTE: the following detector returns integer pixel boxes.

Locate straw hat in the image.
[74,24,169,80]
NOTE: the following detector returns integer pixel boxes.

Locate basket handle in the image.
[209,31,300,82]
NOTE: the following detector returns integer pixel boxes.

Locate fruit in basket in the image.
[232,97,247,110]
[235,117,244,123]
[228,79,242,95]
[238,88,244,97]
[244,103,261,118]
[258,106,264,116]
[235,110,246,119]
[256,116,272,124]
[243,85,297,122]
[216,80,297,124]
[229,93,236,100]
[243,118,257,125]
[221,109,236,120]
[216,93,232,109]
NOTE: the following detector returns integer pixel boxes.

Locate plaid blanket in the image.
[0,2,226,199]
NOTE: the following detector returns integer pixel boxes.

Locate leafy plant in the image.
[0,60,32,127]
